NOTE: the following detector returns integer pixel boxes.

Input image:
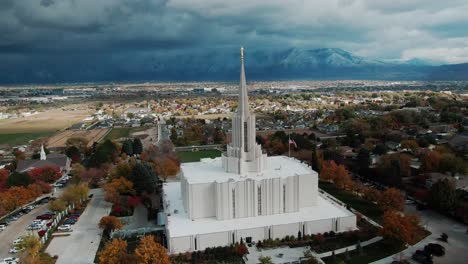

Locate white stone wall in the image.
[184,173,319,220]
[168,214,357,253]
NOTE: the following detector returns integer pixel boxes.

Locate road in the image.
[0,201,49,259]
[372,204,468,264]
[46,188,112,264]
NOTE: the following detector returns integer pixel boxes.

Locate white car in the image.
[57,225,72,231]
[27,224,42,230]
[2,257,19,264]
[0,224,6,231]
[9,247,23,254]
[12,238,24,245]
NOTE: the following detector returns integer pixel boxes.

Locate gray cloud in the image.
[0,0,467,64]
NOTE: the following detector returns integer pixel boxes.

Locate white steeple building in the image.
[163,48,356,254]
[40,144,47,160]
[223,47,267,174]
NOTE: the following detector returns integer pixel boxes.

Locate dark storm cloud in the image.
[0,0,468,63]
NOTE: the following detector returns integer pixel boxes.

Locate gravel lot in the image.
[46,188,112,264]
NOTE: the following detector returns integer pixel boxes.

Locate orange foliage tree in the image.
[378,188,405,212]
[134,235,171,264]
[99,216,123,233]
[380,210,422,245]
[420,150,441,173]
[99,238,132,264]
[320,160,353,190]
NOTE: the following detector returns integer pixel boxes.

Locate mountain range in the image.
[1,48,467,84]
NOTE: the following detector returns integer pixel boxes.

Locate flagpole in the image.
[288,133,291,157]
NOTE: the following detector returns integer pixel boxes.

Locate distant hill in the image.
[0,48,467,84]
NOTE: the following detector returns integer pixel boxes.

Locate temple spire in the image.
[239,47,249,118]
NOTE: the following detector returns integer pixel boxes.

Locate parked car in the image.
[412,250,433,264]
[27,225,40,231]
[88,194,94,198]
[0,224,6,231]
[12,238,24,245]
[424,243,445,256]
[57,225,72,232]
[9,247,24,254]
[36,214,53,220]
[68,215,79,220]
[2,257,19,264]
[0,221,9,226]
[63,218,77,225]
[20,208,31,214]
[38,230,47,237]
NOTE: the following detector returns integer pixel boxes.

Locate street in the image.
[46,188,112,264]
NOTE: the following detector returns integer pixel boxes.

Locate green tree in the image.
[7,172,33,187]
[428,178,458,212]
[122,139,134,156]
[88,140,119,168]
[130,163,157,194]
[439,153,467,176]
[133,138,143,155]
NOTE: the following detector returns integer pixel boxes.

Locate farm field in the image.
[47,128,110,149]
[0,131,55,146]
[0,104,93,134]
[103,127,147,142]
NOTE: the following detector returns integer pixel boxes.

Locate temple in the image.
[163,48,356,254]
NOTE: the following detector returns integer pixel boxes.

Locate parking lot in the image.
[0,199,51,259]
[46,188,112,264]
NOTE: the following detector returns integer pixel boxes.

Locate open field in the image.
[103,127,148,142]
[177,149,222,163]
[47,128,110,149]
[0,104,93,134]
[0,131,55,146]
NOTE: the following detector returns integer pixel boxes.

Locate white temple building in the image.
[163,48,356,254]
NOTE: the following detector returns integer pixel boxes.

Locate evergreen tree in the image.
[133,138,143,155]
[88,140,119,168]
[130,162,157,194]
[122,140,134,156]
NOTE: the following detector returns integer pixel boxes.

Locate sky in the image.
[1,0,468,65]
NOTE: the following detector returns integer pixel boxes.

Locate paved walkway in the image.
[124,204,156,230]
[244,245,309,264]
[46,188,112,264]
[371,204,468,264]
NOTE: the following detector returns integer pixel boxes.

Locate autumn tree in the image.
[80,167,106,187]
[439,153,467,176]
[378,188,405,212]
[259,256,273,264]
[134,235,171,264]
[99,238,132,264]
[28,166,61,183]
[18,235,42,264]
[380,211,422,245]
[48,199,66,212]
[66,137,89,153]
[99,216,123,234]
[154,157,179,180]
[400,139,419,153]
[0,169,8,191]
[61,184,89,205]
[428,178,458,212]
[420,150,441,172]
[319,160,352,190]
[109,161,133,180]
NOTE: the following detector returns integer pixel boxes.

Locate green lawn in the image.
[0,131,54,146]
[319,181,383,223]
[103,127,146,142]
[177,149,222,163]
[322,239,404,264]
